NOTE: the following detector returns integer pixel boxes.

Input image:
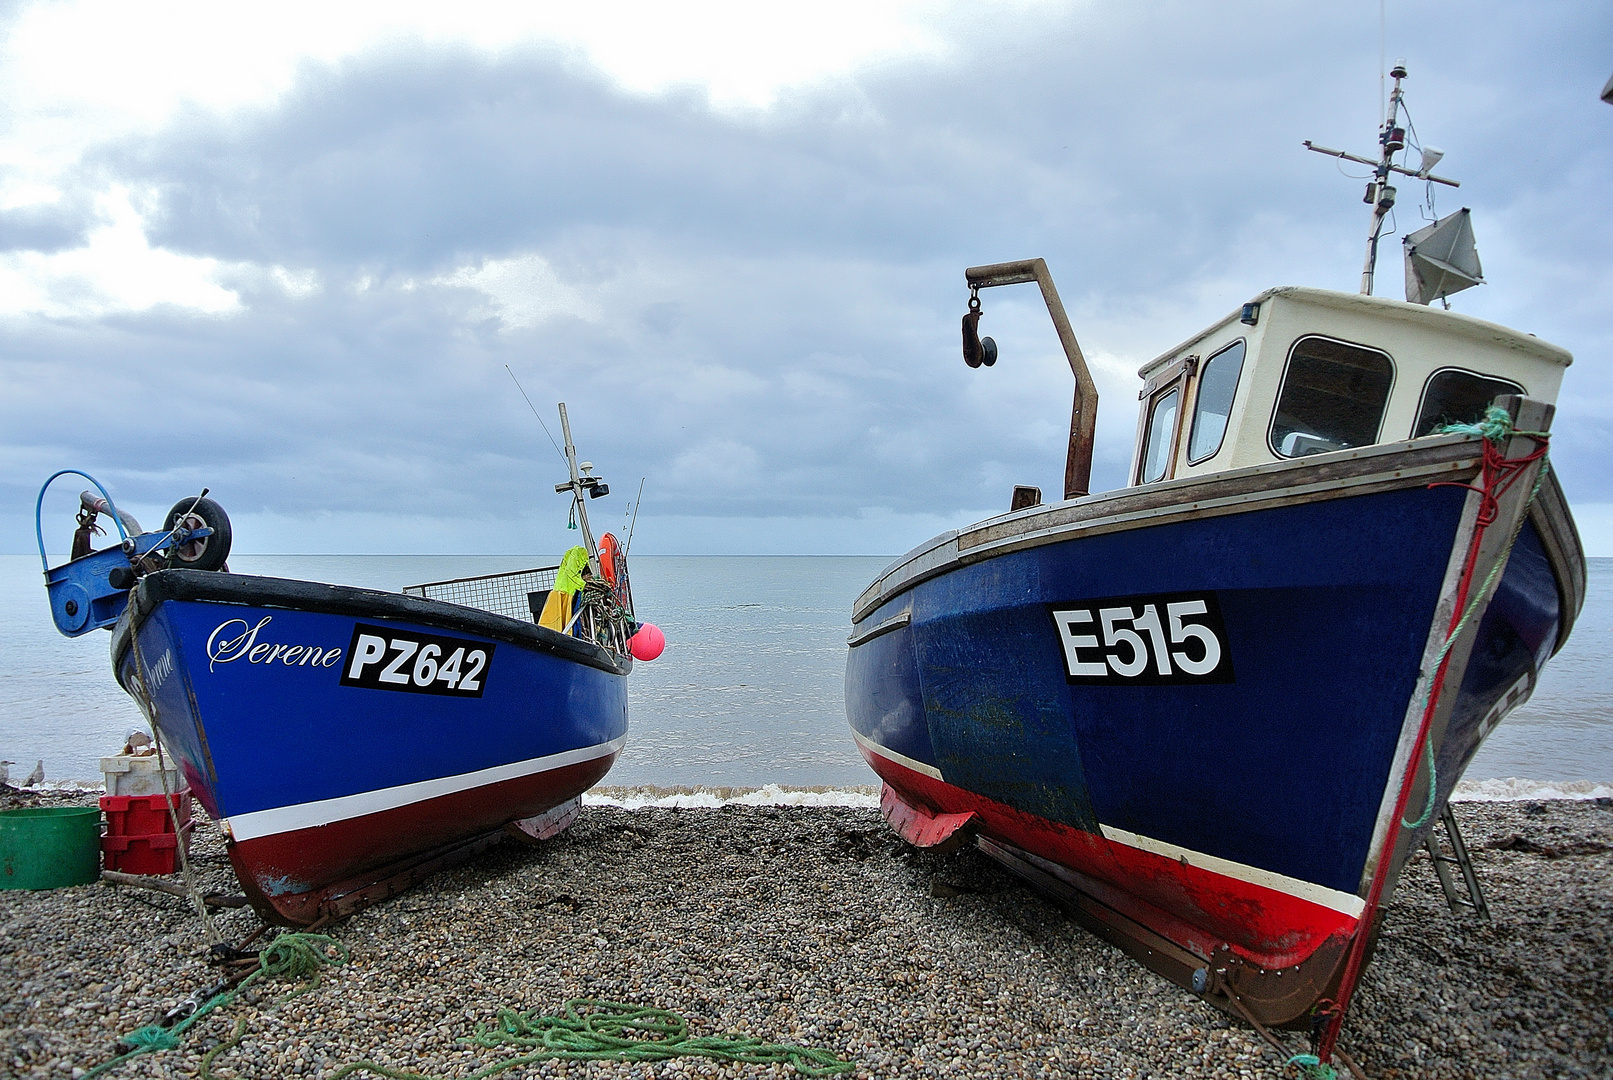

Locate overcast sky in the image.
[2,0,1610,557]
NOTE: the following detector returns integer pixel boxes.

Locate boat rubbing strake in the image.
[40,403,653,926]
[844,66,1583,1063]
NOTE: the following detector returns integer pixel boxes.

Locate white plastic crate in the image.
[100,754,187,797]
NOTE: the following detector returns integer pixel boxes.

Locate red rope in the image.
[1316,432,1547,1061]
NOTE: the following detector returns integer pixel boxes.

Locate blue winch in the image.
[36,470,232,637]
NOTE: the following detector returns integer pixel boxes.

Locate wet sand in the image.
[2,791,1610,1079]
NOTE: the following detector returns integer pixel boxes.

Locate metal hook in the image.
[962,287,995,368]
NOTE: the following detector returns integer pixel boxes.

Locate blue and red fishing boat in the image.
[40,404,656,926]
[845,66,1583,1063]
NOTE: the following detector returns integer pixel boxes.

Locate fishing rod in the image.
[624,478,645,555]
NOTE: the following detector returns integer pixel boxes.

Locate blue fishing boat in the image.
[845,66,1583,1063]
[40,404,653,926]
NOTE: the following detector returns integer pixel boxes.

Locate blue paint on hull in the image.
[1431,521,1560,811]
[114,587,628,824]
[848,484,1565,898]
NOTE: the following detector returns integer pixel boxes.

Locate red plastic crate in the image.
[101,792,191,837]
[102,821,194,875]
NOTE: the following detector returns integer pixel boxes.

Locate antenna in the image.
[505,366,566,463]
[1379,0,1386,120]
[1303,61,1461,295]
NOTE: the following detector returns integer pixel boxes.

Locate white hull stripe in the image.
[225,736,626,842]
[1100,824,1366,919]
[852,730,944,781]
[860,731,1362,919]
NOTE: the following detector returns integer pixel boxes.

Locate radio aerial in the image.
[1304,62,1464,298]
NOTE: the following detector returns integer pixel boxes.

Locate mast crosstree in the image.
[1303,61,1461,296]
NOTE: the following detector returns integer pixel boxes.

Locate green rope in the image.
[115,1026,181,1052]
[1287,1052,1339,1079]
[329,999,855,1079]
[201,1018,249,1080]
[1436,403,1515,443]
[253,930,350,999]
[1434,402,1553,446]
[1401,729,1441,831]
[81,932,348,1079]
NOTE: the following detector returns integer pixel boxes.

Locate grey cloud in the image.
[0,196,94,253]
[99,48,964,273]
[99,7,1379,281]
[5,0,1612,554]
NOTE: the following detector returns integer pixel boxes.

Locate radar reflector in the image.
[1404,207,1484,306]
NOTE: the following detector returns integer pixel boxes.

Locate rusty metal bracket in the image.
[963,258,1099,499]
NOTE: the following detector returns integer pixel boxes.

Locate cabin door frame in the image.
[1132,354,1201,486]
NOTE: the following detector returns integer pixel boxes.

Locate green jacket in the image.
[555,546,590,595]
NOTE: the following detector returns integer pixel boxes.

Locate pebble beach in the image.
[2,789,1610,1080]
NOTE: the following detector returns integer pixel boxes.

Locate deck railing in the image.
[403,565,559,624]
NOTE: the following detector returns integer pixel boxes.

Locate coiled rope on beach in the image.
[84,935,853,1079]
[328,998,855,1079]
[81,931,349,1079]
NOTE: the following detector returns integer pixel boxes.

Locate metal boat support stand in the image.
[962,259,1099,499]
[1425,803,1490,921]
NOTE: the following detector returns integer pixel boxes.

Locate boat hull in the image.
[112,570,629,925]
[846,436,1581,1026]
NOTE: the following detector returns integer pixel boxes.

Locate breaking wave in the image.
[1451,777,1613,802]
[585,783,881,809]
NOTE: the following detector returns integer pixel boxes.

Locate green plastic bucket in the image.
[0,806,102,890]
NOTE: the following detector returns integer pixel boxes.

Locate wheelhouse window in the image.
[1413,368,1525,438]
[1187,340,1246,463]
[1270,336,1394,458]
[1140,387,1180,483]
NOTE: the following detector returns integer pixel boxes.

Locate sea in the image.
[3,553,1610,799]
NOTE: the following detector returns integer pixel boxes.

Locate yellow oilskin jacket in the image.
[538,546,590,632]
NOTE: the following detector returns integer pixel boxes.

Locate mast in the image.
[1303,61,1461,296]
[1359,62,1408,295]
[555,403,603,578]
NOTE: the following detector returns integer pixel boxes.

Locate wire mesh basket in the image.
[403,565,559,624]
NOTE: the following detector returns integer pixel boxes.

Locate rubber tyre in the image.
[163,496,232,572]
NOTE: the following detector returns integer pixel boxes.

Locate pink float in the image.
[629,622,665,661]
